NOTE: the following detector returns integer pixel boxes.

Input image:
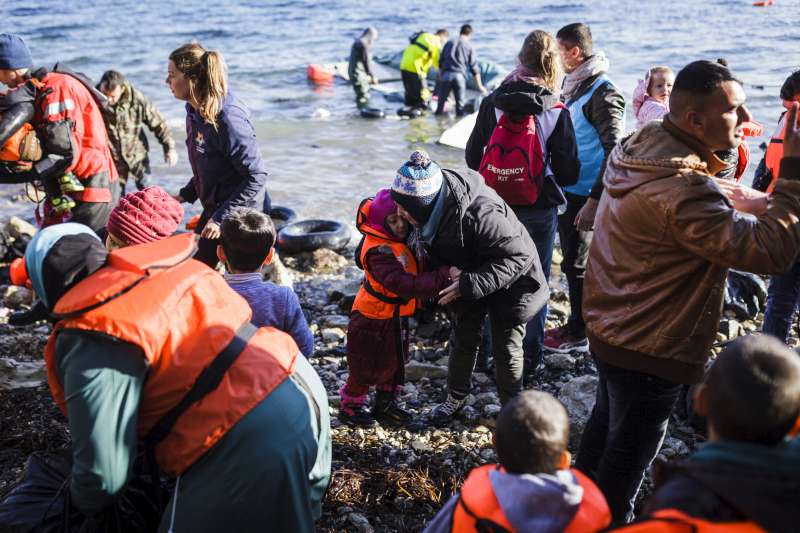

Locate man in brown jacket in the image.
[575,60,800,523]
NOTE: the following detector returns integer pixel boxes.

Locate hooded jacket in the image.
[427,168,548,324]
[466,80,580,209]
[179,91,268,225]
[645,439,800,533]
[584,118,800,384]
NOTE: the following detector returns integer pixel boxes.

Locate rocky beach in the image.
[0,217,773,533]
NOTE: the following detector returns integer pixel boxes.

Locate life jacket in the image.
[351,197,418,320]
[764,114,786,193]
[0,122,41,162]
[565,75,623,197]
[450,465,611,533]
[610,509,765,532]
[32,66,118,203]
[43,233,299,475]
[479,106,564,206]
[733,121,763,182]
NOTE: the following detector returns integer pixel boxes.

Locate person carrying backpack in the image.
[466,30,579,373]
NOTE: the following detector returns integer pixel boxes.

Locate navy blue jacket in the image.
[180,91,269,224]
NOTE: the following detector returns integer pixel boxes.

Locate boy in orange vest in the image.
[340,188,456,427]
[628,335,800,532]
[424,390,611,533]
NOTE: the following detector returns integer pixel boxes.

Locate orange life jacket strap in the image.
[74,186,112,203]
[456,494,513,533]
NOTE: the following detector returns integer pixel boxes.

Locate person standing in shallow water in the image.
[166,43,269,268]
[348,27,379,109]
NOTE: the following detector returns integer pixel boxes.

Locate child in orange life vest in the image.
[626,335,800,533]
[339,188,457,427]
[424,390,611,533]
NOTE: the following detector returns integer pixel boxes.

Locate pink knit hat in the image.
[365,189,398,237]
[106,186,184,246]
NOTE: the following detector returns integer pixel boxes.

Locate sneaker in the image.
[338,404,378,427]
[373,392,414,427]
[51,195,77,215]
[543,325,589,354]
[429,394,465,426]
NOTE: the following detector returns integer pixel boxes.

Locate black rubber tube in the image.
[277,219,351,254]
[269,206,298,231]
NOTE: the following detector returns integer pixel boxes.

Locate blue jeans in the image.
[435,71,467,116]
[513,206,557,367]
[576,357,682,524]
[762,257,800,342]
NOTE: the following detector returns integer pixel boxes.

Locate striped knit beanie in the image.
[390,150,443,224]
[106,186,184,246]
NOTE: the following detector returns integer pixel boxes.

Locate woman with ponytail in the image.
[167,43,269,266]
[464,30,580,375]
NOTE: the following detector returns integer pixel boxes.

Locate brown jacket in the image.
[584,117,800,384]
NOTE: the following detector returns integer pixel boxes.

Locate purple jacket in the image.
[180,91,269,225]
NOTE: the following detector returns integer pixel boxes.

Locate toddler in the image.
[632,66,674,130]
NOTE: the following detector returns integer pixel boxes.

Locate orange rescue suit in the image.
[44,233,300,475]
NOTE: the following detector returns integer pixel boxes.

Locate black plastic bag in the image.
[0,451,168,533]
[723,270,768,320]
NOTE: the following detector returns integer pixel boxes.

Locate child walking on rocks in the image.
[218,207,314,357]
[340,188,456,427]
[632,66,674,130]
[423,390,611,532]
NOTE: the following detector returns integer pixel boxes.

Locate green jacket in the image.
[100,81,174,182]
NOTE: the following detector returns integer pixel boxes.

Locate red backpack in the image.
[479,109,559,206]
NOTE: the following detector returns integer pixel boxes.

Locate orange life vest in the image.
[764,114,786,193]
[610,508,765,532]
[0,122,41,162]
[34,71,118,202]
[43,233,299,475]
[351,197,418,320]
[450,465,612,533]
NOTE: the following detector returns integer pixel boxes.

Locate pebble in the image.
[405,361,448,381]
[3,286,33,309]
[321,328,346,343]
[347,512,374,533]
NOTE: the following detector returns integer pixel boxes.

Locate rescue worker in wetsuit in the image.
[0,34,118,235]
[400,29,448,110]
[348,27,379,109]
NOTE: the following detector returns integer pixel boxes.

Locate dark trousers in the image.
[448,303,526,405]
[402,70,426,109]
[515,206,557,367]
[557,193,592,337]
[435,71,466,116]
[575,356,682,523]
[762,256,800,342]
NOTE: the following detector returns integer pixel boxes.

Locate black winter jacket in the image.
[565,72,626,199]
[465,81,580,209]
[428,168,548,324]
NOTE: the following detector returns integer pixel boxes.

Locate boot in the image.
[338,403,378,427]
[372,390,413,427]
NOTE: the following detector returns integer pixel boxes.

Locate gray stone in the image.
[662,436,690,457]
[460,405,480,424]
[410,438,433,452]
[5,216,36,240]
[4,286,32,309]
[482,404,501,418]
[474,391,499,408]
[0,358,46,390]
[321,328,346,343]
[718,318,740,341]
[321,314,350,329]
[473,372,491,385]
[405,361,448,381]
[347,512,374,533]
[545,352,576,370]
[479,448,497,462]
[558,374,598,433]
[261,253,293,288]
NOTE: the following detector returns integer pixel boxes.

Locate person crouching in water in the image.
[423,390,611,532]
[340,188,457,426]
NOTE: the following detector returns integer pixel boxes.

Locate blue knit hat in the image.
[0,34,32,70]
[390,150,443,224]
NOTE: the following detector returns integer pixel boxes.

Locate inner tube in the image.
[360,107,385,119]
[269,205,298,231]
[277,219,351,254]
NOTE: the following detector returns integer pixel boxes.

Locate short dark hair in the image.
[460,24,473,36]
[556,23,592,58]
[705,336,800,446]
[99,70,125,91]
[435,28,449,38]
[219,207,276,272]
[495,390,569,475]
[672,60,741,96]
[780,69,800,102]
